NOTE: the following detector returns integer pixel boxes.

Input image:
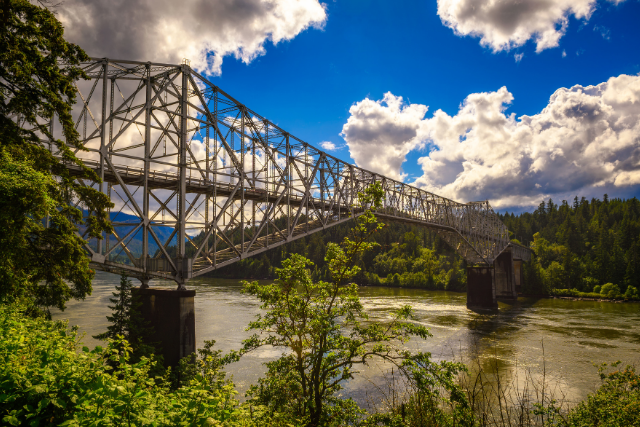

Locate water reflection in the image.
[52,271,640,405]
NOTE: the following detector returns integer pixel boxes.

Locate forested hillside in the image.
[501,195,640,297]
[208,220,468,291]
[211,194,640,299]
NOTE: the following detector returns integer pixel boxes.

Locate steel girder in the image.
[49,58,529,286]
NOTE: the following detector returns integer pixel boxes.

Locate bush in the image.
[550,288,608,299]
[593,285,601,294]
[624,285,639,300]
[582,276,599,292]
[562,362,640,426]
[600,283,621,299]
[0,304,255,426]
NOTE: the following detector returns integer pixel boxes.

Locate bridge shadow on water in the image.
[466,297,542,336]
[457,297,545,371]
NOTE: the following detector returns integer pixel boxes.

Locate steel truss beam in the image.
[47,58,530,288]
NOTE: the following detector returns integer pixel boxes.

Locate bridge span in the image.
[49,58,531,363]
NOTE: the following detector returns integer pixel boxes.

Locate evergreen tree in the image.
[94,272,157,364]
[625,240,640,289]
[0,0,113,313]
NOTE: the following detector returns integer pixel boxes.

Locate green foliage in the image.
[502,195,640,296]
[549,288,611,299]
[240,183,468,426]
[600,283,621,299]
[208,213,467,292]
[0,303,258,426]
[558,362,640,427]
[93,273,159,366]
[624,285,639,300]
[547,283,639,301]
[0,0,113,313]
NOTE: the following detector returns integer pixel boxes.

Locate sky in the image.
[58,0,640,212]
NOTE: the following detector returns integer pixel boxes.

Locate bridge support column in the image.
[494,249,517,300]
[134,287,196,367]
[513,259,524,294]
[466,266,497,309]
[139,276,151,289]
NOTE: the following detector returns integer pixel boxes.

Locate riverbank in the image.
[549,295,639,303]
[358,282,640,303]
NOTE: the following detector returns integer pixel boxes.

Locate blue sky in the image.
[61,0,640,211]
[208,0,639,136]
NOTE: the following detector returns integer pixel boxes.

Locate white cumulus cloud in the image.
[437,0,624,52]
[319,141,337,151]
[342,74,640,209]
[58,0,327,75]
[341,93,429,181]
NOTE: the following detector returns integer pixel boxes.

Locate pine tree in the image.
[94,272,133,341]
[625,240,640,289]
[94,272,157,364]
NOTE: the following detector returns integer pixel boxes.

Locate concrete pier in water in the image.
[134,287,196,367]
[467,247,520,310]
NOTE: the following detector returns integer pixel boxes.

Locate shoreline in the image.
[547,295,639,303]
[206,278,640,304]
[356,283,640,303]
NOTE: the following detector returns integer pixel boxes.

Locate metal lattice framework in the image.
[52,58,529,287]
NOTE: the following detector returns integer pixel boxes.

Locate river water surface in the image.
[52,271,640,407]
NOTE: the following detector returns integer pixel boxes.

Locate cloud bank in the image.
[341,74,640,208]
[341,93,429,181]
[437,0,624,52]
[58,0,327,75]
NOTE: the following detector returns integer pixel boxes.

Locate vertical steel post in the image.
[177,64,189,288]
[97,60,108,257]
[286,134,290,237]
[106,78,114,258]
[240,109,245,255]
[142,63,151,273]
[205,121,210,255]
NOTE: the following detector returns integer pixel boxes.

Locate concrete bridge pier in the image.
[466,248,519,310]
[466,266,498,310]
[494,248,517,301]
[513,259,524,294]
[134,281,196,367]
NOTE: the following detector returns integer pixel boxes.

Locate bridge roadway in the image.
[66,157,529,272]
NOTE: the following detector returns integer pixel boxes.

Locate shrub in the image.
[593,285,601,294]
[562,362,640,426]
[600,283,621,299]
[624,285,639,300]
[0,304,253,426]
[550,288,607,299]
[583,276,599,292]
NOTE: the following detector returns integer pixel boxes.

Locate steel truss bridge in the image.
[55,58,530,288]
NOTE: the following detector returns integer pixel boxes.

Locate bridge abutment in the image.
[466,266,497,310]
[134,287,196,367]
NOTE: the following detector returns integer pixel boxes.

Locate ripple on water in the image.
[577,341,617,349]
[572,327,624,340]
[539,324,576,337]
[431,314,463,327]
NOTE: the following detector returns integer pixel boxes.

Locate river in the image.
[52,271,640,408]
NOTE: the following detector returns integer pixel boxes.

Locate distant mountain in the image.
[84,210,177,258]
